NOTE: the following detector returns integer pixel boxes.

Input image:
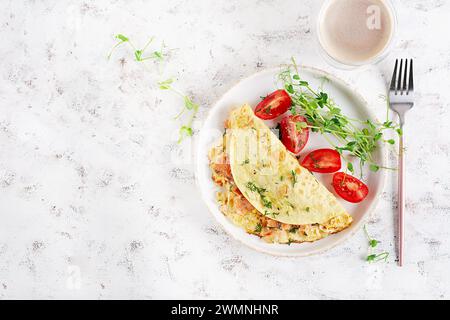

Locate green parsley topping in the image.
[246,182,272,209]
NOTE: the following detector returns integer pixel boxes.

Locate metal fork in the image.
[389,59,414,267]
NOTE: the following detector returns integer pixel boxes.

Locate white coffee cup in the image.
[317,0,397,68]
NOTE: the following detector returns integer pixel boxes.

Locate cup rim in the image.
[316,0,398,69]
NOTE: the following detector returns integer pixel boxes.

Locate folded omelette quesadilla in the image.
[209,104,352,244]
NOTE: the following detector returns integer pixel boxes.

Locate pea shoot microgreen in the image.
[295,121,308,131]
[364,225,389,263]
[279,57,401,174]
[157,78,173,90]
[290,170,297,187]
[108,34,199,143]
[107,34,130,60]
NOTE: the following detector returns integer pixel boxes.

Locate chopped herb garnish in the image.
[261,196,272,209]
[305,207,310,212]
[246,182,272,209]
[254,223,263,233]
[290,170,297,187]
[263,210,278,218]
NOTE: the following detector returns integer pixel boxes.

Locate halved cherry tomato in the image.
[254,90,292,120]
[279,115,309,155]
[301,149,341,173]
[332,172,369,203]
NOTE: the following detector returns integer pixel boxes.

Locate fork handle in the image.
[398,126,405,266]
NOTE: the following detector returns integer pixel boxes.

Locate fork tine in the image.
[398,59,404,93]
[390,59,398,91]
[402,59,408,92]
[408,59,414,93]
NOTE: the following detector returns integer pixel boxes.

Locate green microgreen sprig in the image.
[108,34,199,143]
[158,79,199,142]
[254,223,263,233]
[364,225,389,263]
[279,57,401,174]
[108,34,166,63]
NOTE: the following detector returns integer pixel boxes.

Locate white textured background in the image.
[0,0,449,299]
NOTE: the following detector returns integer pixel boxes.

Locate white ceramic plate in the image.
[196,66,386,256]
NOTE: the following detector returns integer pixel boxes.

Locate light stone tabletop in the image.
[0,0,449,299]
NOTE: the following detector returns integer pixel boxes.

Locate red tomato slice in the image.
[254,90,292,120]
[332,172,369,203]
[301,149,341,173]
[279,115,309,155]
